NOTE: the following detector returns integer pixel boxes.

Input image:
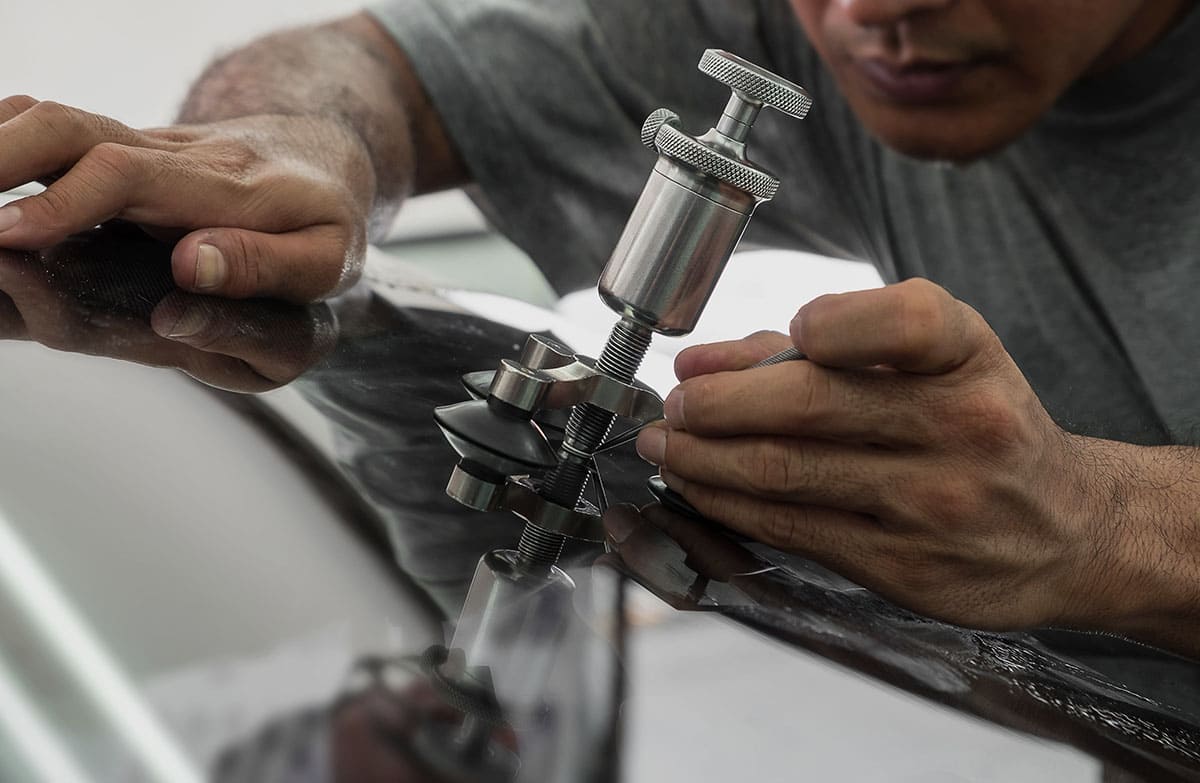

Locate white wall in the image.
[1,0,362,127]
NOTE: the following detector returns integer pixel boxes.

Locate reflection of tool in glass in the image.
[429,51,812,778]
[436,49,812,572]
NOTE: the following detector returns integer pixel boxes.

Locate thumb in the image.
[171,224,363,303]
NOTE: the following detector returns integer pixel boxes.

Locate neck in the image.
[1087,0,1196,75]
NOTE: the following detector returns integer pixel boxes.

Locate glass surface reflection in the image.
[1,224,1197,782]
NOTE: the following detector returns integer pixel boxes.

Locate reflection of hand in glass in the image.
[146,291,337,391]
[0,230,336,392]
[605,501,762,584]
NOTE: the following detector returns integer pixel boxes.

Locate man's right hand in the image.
[0,96,375,302]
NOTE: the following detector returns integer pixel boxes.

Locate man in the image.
[0,0,1197,659]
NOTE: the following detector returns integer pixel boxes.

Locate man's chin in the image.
[856,102,1037,165]
[869,122,1019,166]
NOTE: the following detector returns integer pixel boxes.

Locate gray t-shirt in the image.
[369,0,1200,447]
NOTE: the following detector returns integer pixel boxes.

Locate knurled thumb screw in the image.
[641,109,680,150]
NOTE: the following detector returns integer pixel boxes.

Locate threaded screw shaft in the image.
[517,318,653,570]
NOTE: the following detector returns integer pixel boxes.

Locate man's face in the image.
[788,0,1191,161]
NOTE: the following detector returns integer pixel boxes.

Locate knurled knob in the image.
[651,124,780,200]
[699,49,813,119]
[639,50,809,202]
[641,108,680,149]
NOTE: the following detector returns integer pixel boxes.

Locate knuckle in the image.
[25,101,79,141]
[681,376,713,422]
[83,142,138,179]
[761,506,802,550]
[224,233,264,296]
[895,286,946,358]
[744,438,798,496]
[33,186,76,229]
[955,390,1026,453]
[795,362,832,419]
[28,99,71,124]
[911,477,978,525]
[1,94,38,116]
[209,141,264,186]
[236,171,294,217]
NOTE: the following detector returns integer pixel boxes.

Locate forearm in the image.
[177,12,467,236]
[1068,437,1200,657]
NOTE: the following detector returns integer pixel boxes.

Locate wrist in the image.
[1056,437,1200,654]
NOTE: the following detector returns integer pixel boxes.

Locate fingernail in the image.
[790,306,807,343]
[0,206,21,233]
[194,244,226,290]
[636,425,667,465]
[164,303,210,339]
[663,389,685,429]
[660,470,684,491]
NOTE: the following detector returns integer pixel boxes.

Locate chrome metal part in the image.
[489,353,663,422]
[516,524,566,569]
[518,333,574,369]
[444,468,604,541]
[698,49,813,121]
[488,359,551,414]
[447,462,507,512]
[599,49,811,337]
[652,124,779,199]
[599,165,755,335]
[450,550,576,720]
[539,319,652,511]
[640,108,680,149]
[752,346,807,367]
[436,48,810,574]
[505,477,603,542]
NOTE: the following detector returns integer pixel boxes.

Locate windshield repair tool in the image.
[436,49,812,572]
[430,51,812,769]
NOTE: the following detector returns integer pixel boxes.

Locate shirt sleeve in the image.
[367,0,879,293]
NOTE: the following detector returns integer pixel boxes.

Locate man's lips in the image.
[854,56,985,104]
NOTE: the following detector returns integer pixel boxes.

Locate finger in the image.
[661,470,887,569]
[0,95,38,124]
[666,360,929,444]
[0,291,26,339]
[0,249,75,343]
[0,100,148,192]
[0,143,334,251]
[674,330,791,381]
[603,503,646,548]
[171,224,360,302]
[638,423,904,515]
[0,143,169,247]
[150,291,336,383]
[792,278,992,374]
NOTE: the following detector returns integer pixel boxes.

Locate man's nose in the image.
[836,0,956,27]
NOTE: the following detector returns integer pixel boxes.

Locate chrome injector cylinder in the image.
[599,50,812,336]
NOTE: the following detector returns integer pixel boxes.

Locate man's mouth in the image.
[854,56,987,105]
